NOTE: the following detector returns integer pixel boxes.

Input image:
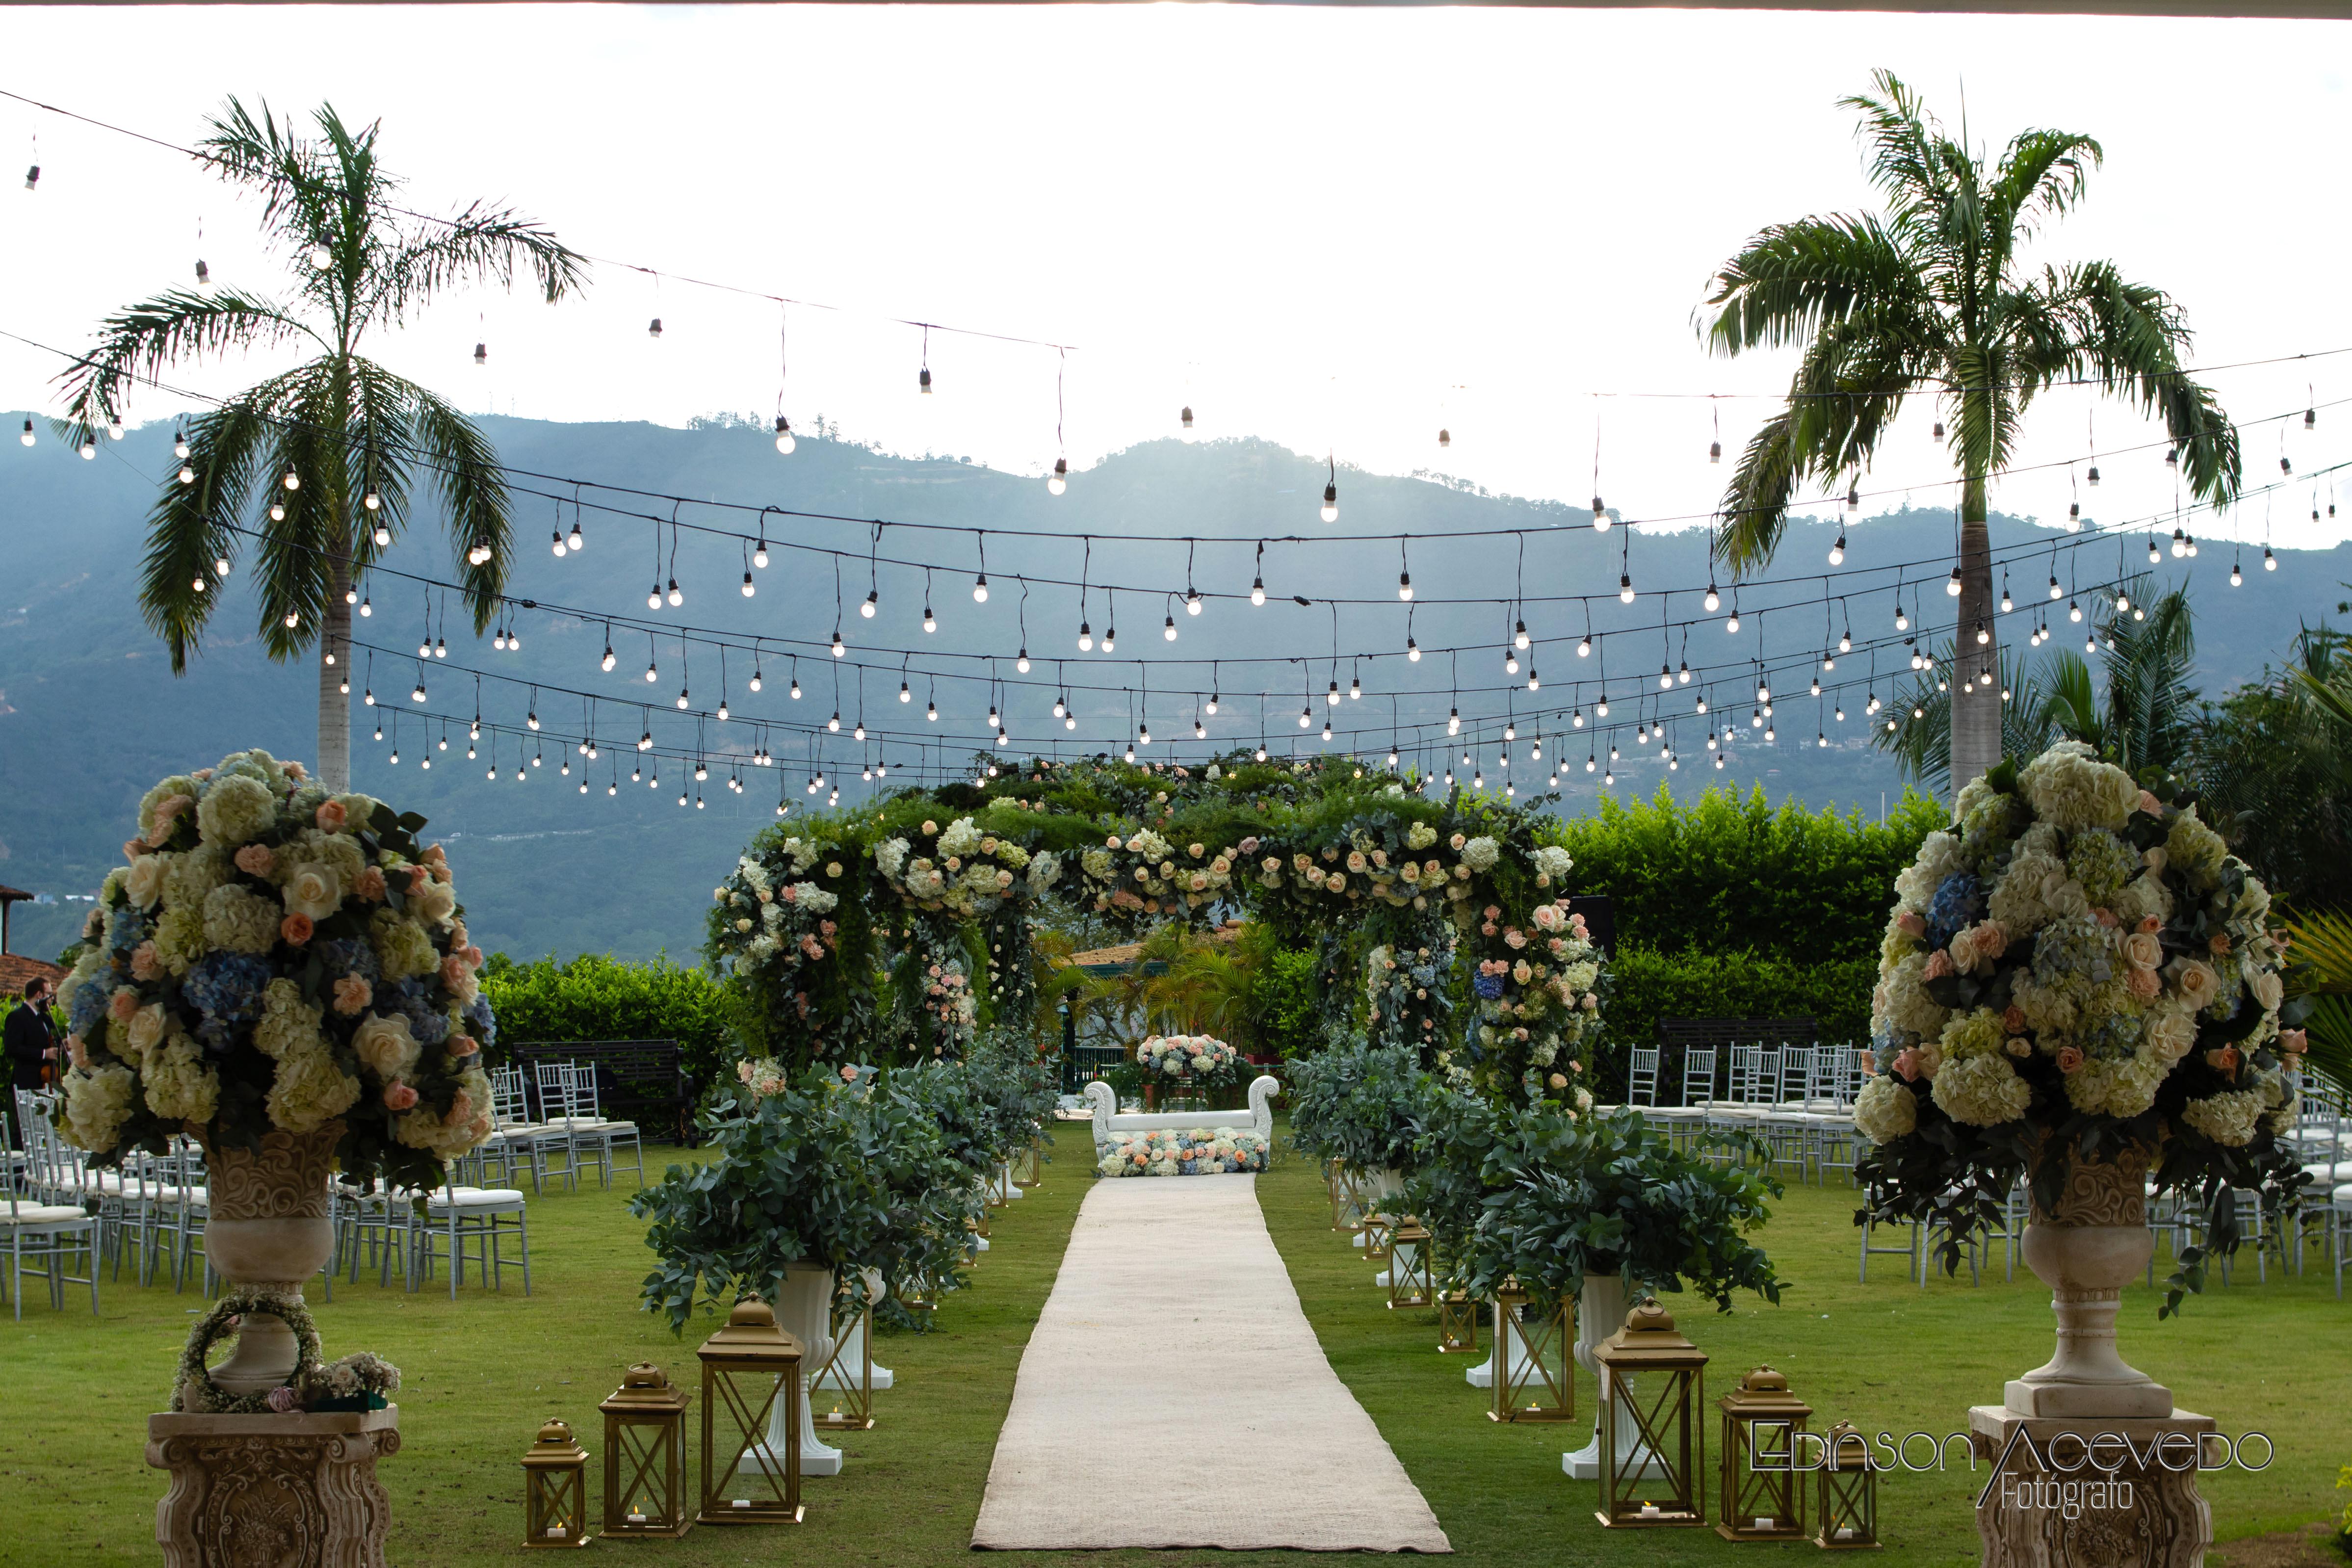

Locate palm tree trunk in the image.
[1949,474,2001,802]
[318,553,352,792]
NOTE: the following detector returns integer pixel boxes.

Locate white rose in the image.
[283,862,343,921]
[351,1012,422,1081]
[410,878,457,928]
[126,1001,169,1055]
[125,853,169,910]
[2248,967,2283,1012]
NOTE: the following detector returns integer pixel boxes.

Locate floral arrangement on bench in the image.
[1097,1126,1269,1177]
[1137,1034,1239,1085]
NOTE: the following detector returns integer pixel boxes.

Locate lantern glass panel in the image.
[1814,1421,1881,1548]
[1594,1298,1707,1528]
[696,1299,806,1526]
[1487,1281,1574,1422]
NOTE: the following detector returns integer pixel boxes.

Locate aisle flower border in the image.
[1098,1126,1270,1176]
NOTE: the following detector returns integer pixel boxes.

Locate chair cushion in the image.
[430,1188,527,1209]
[3,1203,94,1225]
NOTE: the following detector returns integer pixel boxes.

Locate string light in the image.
[1321,456,1339,524]
[774,416,795,455]
[1048,457,1068,496]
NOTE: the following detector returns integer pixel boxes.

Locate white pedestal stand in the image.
[1562,1275,1665,1481]
[765,1263,844,1477]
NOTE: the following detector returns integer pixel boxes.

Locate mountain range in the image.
[4,412,2343,965]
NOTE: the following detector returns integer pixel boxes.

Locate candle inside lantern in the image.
[1836,1526,1855,1541]
[546,1526,567,1540]
[1754,1517,1774,1530]
[732,1499,752,1510]
[1638,1502,1660,1519]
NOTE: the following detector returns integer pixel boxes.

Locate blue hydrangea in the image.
[464,994,497,1048]
[379,977,450,1046]
[68,976,111,1038]
[183,951,273,1052]
[313,937,380,985]
[1472,971,1506,1000]
[1926,873,1985,950]
[106,905,148,957]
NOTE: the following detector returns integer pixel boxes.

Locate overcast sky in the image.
[3,3,2347,549]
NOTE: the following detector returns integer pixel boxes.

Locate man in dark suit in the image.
[5,978,57,1094]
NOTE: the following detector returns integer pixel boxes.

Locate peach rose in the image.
[109,988,139,1023]
[314,799,347,831]
[382,1082,419,1111]
[2137,790,2163,816]
[2209,933,2232,956]
[2138,915,2162,935]
[2171,960,2220,1011]
[2123,932,2163,971]
[148,793,193,845]
[235,843,275,877]
[2002,1004,2028,1035]
[2204,1045,2240,1076]
[1896,912,1927,939]
[332,975,373,1016]
[354,866,387,901]
[1893,1048,1923,1082]
[446,1034,479,1057]
[67,1034,90,1070]
[1924,949,1955,981]
[122,837,147,864]
[2277,1028,2308,1056]
[280,913,314,946]
[2126,967,2162,999]
[2094,908,2119,929]
[131,941,163,982]
[2056,1047,2085,1073]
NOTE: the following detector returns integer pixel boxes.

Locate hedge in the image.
[1554,784,1940,965]
[1585,942,1877,1103]
[478,952,733,1090]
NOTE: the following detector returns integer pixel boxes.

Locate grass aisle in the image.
[2,1118,2346,1566]
[1255,1127,2352,1566]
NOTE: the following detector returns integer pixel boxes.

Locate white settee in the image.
[1082,1075,1281,1155]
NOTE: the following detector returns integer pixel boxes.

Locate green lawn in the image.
[1,1121,2345,1566]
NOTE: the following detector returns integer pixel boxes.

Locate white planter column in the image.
[1563,1274,1664,1481]
[764,1262,844,1477]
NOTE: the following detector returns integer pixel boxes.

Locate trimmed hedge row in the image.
[1585,943,1877,1102]
[478,952,733,1089]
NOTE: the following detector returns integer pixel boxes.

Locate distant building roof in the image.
[0,885,32,904]
[0,953,66,995]
[1061,922,1242,973]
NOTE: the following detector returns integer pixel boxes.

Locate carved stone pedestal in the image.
[148,1408,399,1567]
[1968,1405,2212,1568]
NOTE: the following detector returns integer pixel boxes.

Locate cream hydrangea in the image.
[1874,952,1949,1040]
[1460,836,1500,872]
[202,884,283,955]
[254,979,326,1061]
[164,843,233,910]
[61,1064,137,1150]
[1938,1007,2007,1063]
[1854,1075,1919,1143]
[142,1033,220,1123]
[266,1043,361,1134]
[1027,851,1062,891]
[936,817,982,858]
[369,908,438,980]
[2018,742,2138,831]
[194,773,280,847]
[286,827,367,890]
[1406,821,1438,851]
[2180,1088,2266,1147]
[138,775,199,841]
[1931,1052,2032,1127]
[2165,811,2229,887]
[1895,831,1967,910]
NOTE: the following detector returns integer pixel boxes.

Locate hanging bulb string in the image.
[11,326,2335,570]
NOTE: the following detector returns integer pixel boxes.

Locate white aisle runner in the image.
[970,1175,1452,1553]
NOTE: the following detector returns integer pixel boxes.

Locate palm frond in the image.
[137,392,279,671]
[2097,582,2197,773]
[1835,71,1957,243]
[1986,129,2102,250]
[2038,650,2106,749]
[254,361,349,661]
[2285,909,2352,993]
[385,370,513,630]
[1701,213,1928,357]
[365,203,588,327]
[52,288,318,442]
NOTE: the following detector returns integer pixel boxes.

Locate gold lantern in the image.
[1327,1161,1368,1233]
[1012,1139,1044,1188]
[521,1418,592,1547]
[1486,1277,1574,1423]
[1359,1203,1394,1262]
[1716,1366,1809,1541]
[695,1298,806,1526]
[1593,1296,1707,1528]
[1813,1419,1881,1549]
[813,1280,877,1433]
[1432,1239,1480,1354]
[1385,1218,1434,1310]
[601,1362,693,1539]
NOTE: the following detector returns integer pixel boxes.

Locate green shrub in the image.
[1251,944,1325,1059]
[1554,784,1940,964]
[1588,943,1877,1100]
[478,952,734,1088]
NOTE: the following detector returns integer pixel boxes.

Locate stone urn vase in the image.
[188,1120,342,1395]
[765,1262,845,1476]
[2005,1148,2171,1418]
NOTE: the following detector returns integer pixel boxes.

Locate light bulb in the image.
[269,500,286,522]
[861,591,877,618]
[1048,458,1068,496]
[1946,568,1962,597]
[552,530,568,558]
[1164,616,1177,641]
[1017,648,1031,673]
[1101,628,1115,652]
[973,574,989,603]
[1514,620,1530,651]
[1505,651,1520,675]
[677,688,690,710]
[1205,694,1219,715]
[667,579,682,607]
[17,419,30,447]
[1078,622,1093,652]
[645,660,658,683]
[648,584,662,610]
[649,317,664,339]
[1181,405,1195,433]
[2264,547,2277,572]
[1406,637,1420,661]
[774,416,796,454]
[79,440,96,461]
[831,632,845,657]
[1320,484,1338,523]
[1619,575,1635,604]
[1251,577,1266,606]
[282,467,300,492]
[1591,495,1608,531]
[178,464,195,485]
[1829,535,1845,566]
[1726,612,1741,633]
[1398,573,1412,601]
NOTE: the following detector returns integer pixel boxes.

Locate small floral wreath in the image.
[172,1288,322,1414]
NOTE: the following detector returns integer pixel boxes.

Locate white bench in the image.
[1082,1076,1280,1155]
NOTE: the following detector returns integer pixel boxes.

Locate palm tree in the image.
[1701,71,2238,798]
[57,99,586,791]
[1877,579,2196,789]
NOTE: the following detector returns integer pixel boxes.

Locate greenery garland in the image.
[172,1289,323,1414]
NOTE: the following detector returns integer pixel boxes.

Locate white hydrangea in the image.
[937,817,983,858]
[791,883,838,914]
[1874,952,1948,1041]
[1895,831,1967,910]
[2179,1089,2265,1147]
[1530,844,1574,884]
[1027,851,1062,891]
[874,837,910,879]
[1406,822,1438,851]
[266,1041,361,1134]
[1461,836,1500,872]
[1853,1075,1918,1143]
[1931,1052,2032,1127]
[61,1063,137,1151]
[2018,743,2137,832]
[194,773,280,847]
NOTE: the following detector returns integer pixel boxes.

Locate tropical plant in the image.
[1450,1104,1782,1313]
[1877,580,2197,793]
[2193,623,2352,907]
[56,98,586,792]
[1701,71,2238,796]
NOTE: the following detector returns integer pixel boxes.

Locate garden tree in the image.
[1877,580,2197,791]
[1702,70,2238,799]
[58,98,586,792]
[2194,622,2352,909]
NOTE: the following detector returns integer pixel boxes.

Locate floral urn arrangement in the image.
[1137,1033,1240,1085]
[54,750,494,1411]
[1855,741,2308,1414]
